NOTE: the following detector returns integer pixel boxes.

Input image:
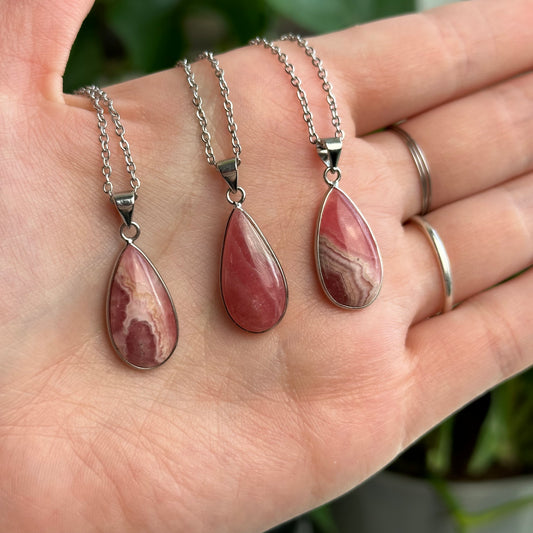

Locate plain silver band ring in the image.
[389,124,432,215]
[409,215,453,313]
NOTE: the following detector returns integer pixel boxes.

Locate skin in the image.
[1,0,533,531]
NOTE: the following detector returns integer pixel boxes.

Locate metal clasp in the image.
[316,137,342,169]
[216,157,238,193]
[113,191,136,226]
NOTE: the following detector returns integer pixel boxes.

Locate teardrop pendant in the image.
[107,243,179,369]
[316,186,383,309]
[221,207,288,333]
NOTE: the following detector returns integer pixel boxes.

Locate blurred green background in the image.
[64,0,416,92]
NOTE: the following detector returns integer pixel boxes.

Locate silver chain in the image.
[76,85,141,197]
[176,59,215,165]
[250,34,344,144]
[177,52,242,167]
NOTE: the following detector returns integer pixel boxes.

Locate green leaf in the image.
[373,0,416,19]
[64,21,107,92]
[310,504,339,533]
[107,0,184,72]
[264,0,415,33]
[432,477,533,532]
[426,416,454,476]
[199,0,272,46]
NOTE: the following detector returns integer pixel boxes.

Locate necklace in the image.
[250,35,383,309]
[77,86,179,369]
[177,53,288,333]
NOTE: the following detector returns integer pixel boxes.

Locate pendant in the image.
[107,192,178,369]
[220,206,288,333]
[316,185,382,308]
[314,138,382,309]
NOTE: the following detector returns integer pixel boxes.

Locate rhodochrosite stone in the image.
[316,186,382,308]
[221,208,287,333]
[107,244,178,368]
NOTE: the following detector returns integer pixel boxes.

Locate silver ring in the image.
[226,186,246,206]
[409,215,453,313]
[389,124,432,215]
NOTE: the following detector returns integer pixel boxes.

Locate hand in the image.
[1,0,532,531]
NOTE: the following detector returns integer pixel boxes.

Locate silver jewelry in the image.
[76,85,179,369]
[177,53,288,333]
[388,124,432,215]
[250,34,383,309]
[409,215,453,313]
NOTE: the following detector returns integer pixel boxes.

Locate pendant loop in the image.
[119,222,141,243]
[226,186,246,207]
[216,157,239,192]
[316,137,342,169]
[324,167,342,187]
[113,191,136,226]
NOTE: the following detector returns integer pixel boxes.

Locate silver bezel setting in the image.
[220,206,288,333]
[106,242,179,370]
[315,184,383,309]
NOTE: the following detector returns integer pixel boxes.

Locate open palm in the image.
[1,0,533,531]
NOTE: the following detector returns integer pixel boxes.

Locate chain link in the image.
[177,53,242,167]
[76,85,141,197]
[250,34,344,144]
[176,59,216,165]
[249,37,318,144]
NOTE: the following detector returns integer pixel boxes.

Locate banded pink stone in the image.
[221,208,288,333]
[107,244,178,368]
[316,186,382,308]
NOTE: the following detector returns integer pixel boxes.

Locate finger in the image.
[364,70,533,219]
[398,172,533,321]
[0,0,94,101]
[404,267,533,445]
[312,0,533,134]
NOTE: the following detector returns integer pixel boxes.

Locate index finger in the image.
[312,0,533,134]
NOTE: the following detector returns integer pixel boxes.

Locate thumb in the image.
[0,0,94,102]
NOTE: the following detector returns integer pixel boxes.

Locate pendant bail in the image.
[113,191,136,226]
[316,137,342,169]
[216,157,238,193]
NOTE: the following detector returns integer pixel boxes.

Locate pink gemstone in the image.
[107,244,178,368]
[316,187,382,308]
[221,208,288,333]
